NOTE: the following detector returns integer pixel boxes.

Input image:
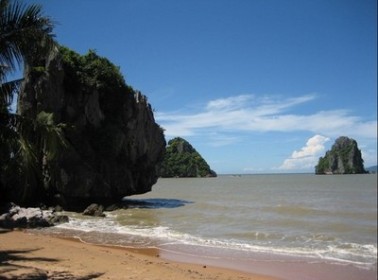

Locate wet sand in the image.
[0,230,278,280]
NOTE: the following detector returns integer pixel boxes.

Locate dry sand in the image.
[0,230,279,280]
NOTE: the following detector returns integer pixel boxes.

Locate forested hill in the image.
[159,137,217,178]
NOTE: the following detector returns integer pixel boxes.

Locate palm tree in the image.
[0,0,62,205]
[0,0,55,100]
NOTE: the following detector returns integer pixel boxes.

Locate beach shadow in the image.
[46,271,104,279]
[122,198,193,209]
[0,248,103,279]
[0,248,58,279]
[0,248,59,264]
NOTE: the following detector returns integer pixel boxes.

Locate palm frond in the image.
[0,77,22,107]
[36,111,69,160]
[0,0,56,72]
[0,0,61,205]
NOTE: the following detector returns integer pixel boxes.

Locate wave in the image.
[53,216,377,270]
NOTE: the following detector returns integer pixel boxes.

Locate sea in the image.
[35,174,377,280]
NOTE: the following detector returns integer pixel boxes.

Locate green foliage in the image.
[60,47,125,90]
[159,137,216,178]
[59,46,130,120]
[0,0,57,205]
[58,46,138,165]
[315,156,329,174]
[1,111,68,204]
[0,0,55,75]
[0,0,55,110]
[82,49,125,90]
[35,111,68,161]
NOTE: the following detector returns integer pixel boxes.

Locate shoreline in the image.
[158,246,377,280]
[0,229,279,280]
[1,229,376,280]
[35,222,377,280]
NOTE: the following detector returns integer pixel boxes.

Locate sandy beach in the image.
[0,230,278,280]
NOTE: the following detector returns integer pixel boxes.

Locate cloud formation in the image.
[278,135,330,170]
[156,94,377,140]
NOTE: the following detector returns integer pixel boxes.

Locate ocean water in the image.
[39,174,377,278]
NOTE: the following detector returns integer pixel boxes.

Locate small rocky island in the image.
[159,137,217,178]
[315,136,366,174]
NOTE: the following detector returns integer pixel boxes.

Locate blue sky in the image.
[24,0,377,174]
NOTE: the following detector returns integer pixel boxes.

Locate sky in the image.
[23,0,377,174]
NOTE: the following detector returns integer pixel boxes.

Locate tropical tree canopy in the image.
[0,0,55,108]
[0,0,59,205]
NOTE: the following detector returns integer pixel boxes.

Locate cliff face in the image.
[315,136,366,174]
[159,137,217,178]
[17,47,166,208]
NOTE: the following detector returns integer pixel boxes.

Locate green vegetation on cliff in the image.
[60,47,133,119]
[13,45,166,207]
[1,1,165,207]
[159,137,216,178]
[315,136,366,174]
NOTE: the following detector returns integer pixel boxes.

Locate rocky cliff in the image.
[159,137,216,177]
[315,136,366,174]
[16,47,166,208]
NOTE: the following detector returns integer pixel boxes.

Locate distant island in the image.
[315,136,367,174]
[365,166,377,173]
[159,137,217,178]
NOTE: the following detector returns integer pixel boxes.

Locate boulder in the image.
[49,214,69,224]
[83,203,105,217]
[104,203,122,212]
[0,203,69,228]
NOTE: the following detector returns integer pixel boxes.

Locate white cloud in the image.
[206,94,253,111]
[207,133,241,147]
[278,135,330,170]
[155,93,377,140]
[361,148,378,167]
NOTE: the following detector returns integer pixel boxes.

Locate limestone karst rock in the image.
[315,136,366,174]
[15,47,166,208]
[159,137,217,178]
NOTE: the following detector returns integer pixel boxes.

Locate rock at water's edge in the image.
[0,203,69,229]
[315,136,366,174]
[82,203,105,217]
[159,137,217,178]
[14,48,166,209]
